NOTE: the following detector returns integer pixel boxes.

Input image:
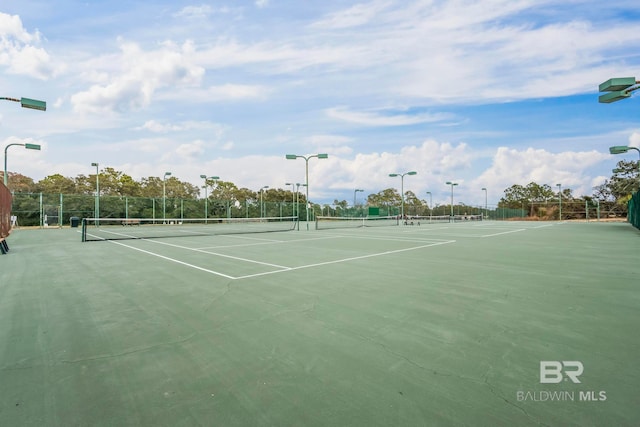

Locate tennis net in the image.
[402,214,483,224]
[81,216,297,242]
[315,215,399,230]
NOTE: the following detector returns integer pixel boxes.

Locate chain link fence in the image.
[10,193,302,227]
[629,190,639,230]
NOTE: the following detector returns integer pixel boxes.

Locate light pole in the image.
[481,187,487,220]
[426,191,432,222]
[556,183,562,221]
[286,153,328,229]
[91,163,99,220]
[3,143,41,186]
[285,182,295,218]
[163,171,172,222]
[260,186,269,218]
[446,181,458,220]
[389,171,417,219]
[200,175,220,219]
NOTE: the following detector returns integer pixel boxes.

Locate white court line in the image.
[320,233,453,244]
[143,239,291,269]
[196,235,342,250]
[402,227,451,233]
[234,240,456,280]
[480,228,526,237]
[108,240,239,279]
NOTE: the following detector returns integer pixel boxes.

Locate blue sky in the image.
[1,0,639,207]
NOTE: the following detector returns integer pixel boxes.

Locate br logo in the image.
[540,361,584,384]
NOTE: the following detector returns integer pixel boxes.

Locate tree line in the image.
[497,160,638,218]
[3,158,638,217]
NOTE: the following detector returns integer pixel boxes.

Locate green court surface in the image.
[1,221,638,426]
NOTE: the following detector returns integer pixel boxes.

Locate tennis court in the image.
[1,220,638,426]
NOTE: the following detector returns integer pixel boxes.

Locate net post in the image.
[81,218,87,242]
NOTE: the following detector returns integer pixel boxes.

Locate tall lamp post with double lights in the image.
[389,171,417,219]
[91,163,100,220]
[286,153,328,229]
[425,191,432,222]
[446,181,458,220]
[163,172,172,222]
[481,187,488,220]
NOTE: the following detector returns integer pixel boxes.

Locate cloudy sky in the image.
[1,0,639,207]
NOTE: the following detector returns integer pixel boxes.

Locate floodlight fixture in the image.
[598,77,639,103]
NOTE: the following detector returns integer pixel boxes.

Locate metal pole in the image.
[163,172,171,222]
[91,162,100,224]
[450,184,454,218]
[204,179,208,219]
[4,143,25,186]
[401,175,405,220]
[305,158,310,229]
[482,187,487,220]
[557,184,562,221]
[296,184,300,231]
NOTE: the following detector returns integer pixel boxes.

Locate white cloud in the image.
[173,5,215,19]
[255,0,269,9]
[207,84,270,100]
[310,1,393,29]
[0,12,58,79]
[70,40,204,114]
[0,12,39,43]
[140,120,182,133]
[473,147,611,202]
[326,107,454,126]
[175,140,206,159]
[138,119,225,134]
[304,134,354,155]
